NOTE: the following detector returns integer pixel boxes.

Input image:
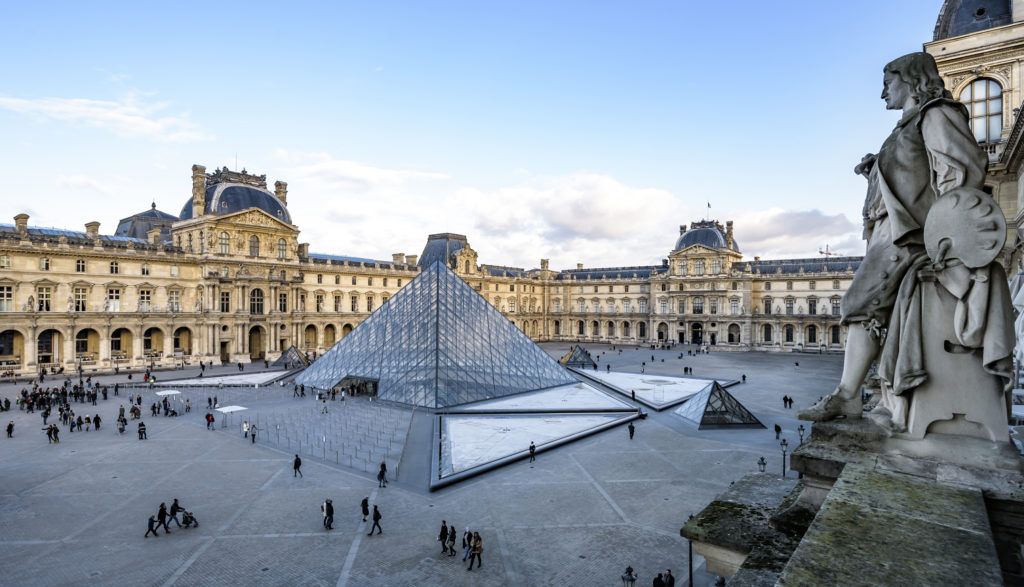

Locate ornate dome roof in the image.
[179,183,292,223]
[673,220,739,252]
[934,0,1011,41]
[115,202,178,241]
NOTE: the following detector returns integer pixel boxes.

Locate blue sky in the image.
[0,1,940,268]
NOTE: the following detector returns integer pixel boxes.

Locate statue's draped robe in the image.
[842,98,1013,396]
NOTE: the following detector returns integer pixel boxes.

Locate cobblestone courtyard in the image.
[0,344,841,586]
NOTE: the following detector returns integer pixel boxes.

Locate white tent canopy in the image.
[215,405,248,413]
[154,390,181,396]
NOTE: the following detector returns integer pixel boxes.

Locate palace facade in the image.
[0,164,861,375]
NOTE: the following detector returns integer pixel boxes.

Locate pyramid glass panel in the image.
[673,381,764,429]
[559,345,598,369]
[271,345,309,368]
[296,262,577,408]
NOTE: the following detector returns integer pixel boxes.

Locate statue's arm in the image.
[922,106,988,196]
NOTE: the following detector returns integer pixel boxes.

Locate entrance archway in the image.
[37,329,62,365]
[324,324,337,347]
[248,326,265,360]
[341,324,353,338]
[143,328,164,357]
[304,324,317,350]
[657,322,668,341]
[727,324,741,344]
[110,328,133,361]
[74,328,100,360]
[173,327,192,355]
[0,330,25,369]
[691,323,703,346]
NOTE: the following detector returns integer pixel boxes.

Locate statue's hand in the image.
[854,153,876,177]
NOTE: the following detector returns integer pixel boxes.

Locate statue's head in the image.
[883,52,950,108]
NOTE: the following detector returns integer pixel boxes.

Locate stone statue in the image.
[26,295,33,311]
[67,296,73,312]
[102,297,109,312]
[194,297,202,313]
[799,52,1014,439]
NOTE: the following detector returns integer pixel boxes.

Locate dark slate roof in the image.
[557,265,664,280]
[674,220,739,252]
[115,203,178,240]
[733,256,863,275]
[485,265,527,278]
[308,252,397,269]
[0,223,155,247]
[934,0,1011,41]
[419,233,468,268]
[179,183,291,223]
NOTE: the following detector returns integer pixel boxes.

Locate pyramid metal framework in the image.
[674,381,765,429]
[559,345,597,369]
[272,345,309,368]
[295,262,578,408]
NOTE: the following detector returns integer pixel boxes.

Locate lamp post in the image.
[687,514,694,587]
[780,438,789,477]
[757,456,767,473]
[797,424,806,444]
[621,566,637,587]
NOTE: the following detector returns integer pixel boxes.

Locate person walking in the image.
[377,461,387,488]
[250,424,257,444]
[293,454,303,477]
[243,421,249,438]
[466,532,482,570]
[446,523,457,556]
[138,421,147,440]
[664,569,676,587]
[462,527,473,561]
[144,515,160,538]
[323,499,334,530]
[529,441,536,463]
[368,505,382,535]
[94,414,101,430]
[438,521,449,554]
[360,497,369,522]
[6,420,13,438]
[156,503,171,534]
[628,421,635,440]
[168,499,183,528]
[653,572,665,587]
[774,424,781,440]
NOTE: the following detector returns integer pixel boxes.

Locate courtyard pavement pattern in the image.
[0,345,841,586]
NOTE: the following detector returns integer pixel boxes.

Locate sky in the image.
[0,1,942,269]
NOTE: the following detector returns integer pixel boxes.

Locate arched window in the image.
[249,289,264,314]
[808,325,817,344]
[465,260,470,273]
[277,238,287,259]
[554,320,561,335]
[763,324,773,342]
[638,322,647,338]
[960,78,1002,144]
[577,320,585,335]
[219,232,230,254]
[248,235,259,257]
[784,325,794,343]
[831,325,841,345]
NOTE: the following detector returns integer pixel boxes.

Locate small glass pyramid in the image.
[296,262,578,408]
[559,345,597,369]
[272,345,309,368]
[674,381,765,429]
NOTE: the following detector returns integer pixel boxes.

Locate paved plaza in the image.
[0,345,841,586]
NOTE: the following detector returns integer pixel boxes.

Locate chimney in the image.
[726,220,734,248]
[540,259,549,270]
[577,263,583,270]
[14,213,28,236]
[191,164,207,216]
[754,256,760,261]
[298,243,309,258]
[662,259,668,267]
[85,221,100,239]
[392,253,404,264]
[679,224,687,234]
[275,180,288,206]
[405,254,418,266]
[147,228,161,244]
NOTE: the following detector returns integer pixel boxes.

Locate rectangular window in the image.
[74,287,87,312]
[316,294,324,312]
[170,265,179,277]
[693,298,704,314]
[623,300,631,313]
[383,278,388,287]
[139,289,152,312]
[731,300,739,315]
[168,290,180,312]
[809,281,816,290]
[809,300,817,315]
[317,274,323,284]
[278,293,287,312]
[624,285,630,292]
[0,255,9,269]
[660,301,667,314]
[76,259,86,272]
[110,261,119,274]
[639,300,647,313]
[509,299,516,312]
[553,300,561,312]
[141,263,150,276]
[334,295,341,312]
[220,291,230,312]
[786,281,793,290]
[351,276,357,285]
[678,300,686,314]
[40,257,50,271]
[764,299,772,314]
[765,282,771,291]
[786,299,794,315]
[351,295,358,312]
[107,288,121,312]
[732,282,738,290]
[832,300,841,315]
[368,277,373,286]
[578,300,585,312]
[833,280,840,290]
[38,286,52,311]
[334,275,340,285]
[398,279,402,287]
[366,295,374,312]
[0,286,11,311]
[710,298,718,314]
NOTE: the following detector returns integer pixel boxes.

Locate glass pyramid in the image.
[559,345,597,369]
[674,381,765,429]
[295,261,578,408]
[271,345,310,368]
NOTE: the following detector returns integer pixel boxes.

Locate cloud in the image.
[55,174,112,195]
[728,208,862,258]
[0,93,213,142]
[275,149,448,192]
